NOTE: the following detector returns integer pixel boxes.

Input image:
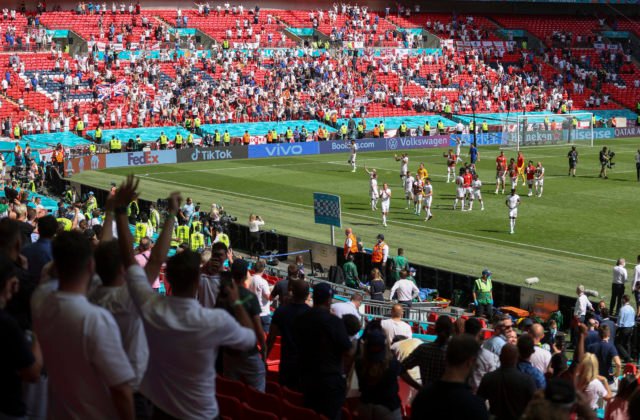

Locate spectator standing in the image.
[530,323,552,374]
[343,227,358,259]
[355,329,403,419]
[633,255,640,311]
[599,307,617,345]
[267,279,310,390]
[331,292,363,321]
[21,214,56,283]
[483,314,513,357]
[390,248,409,283]
[411,335,489,420]
[248,214,265,256]
[0,253,42,420]
[401,316,452,389]
[270,263,297,307]
[112,178,256,419]
[293,282,354,420]
[616,295,635,363]
[368,268,386,301]
[223,259,267,391]
[587,325,621,384]
[516,334,546,390]
[575,353,612,411]
[371,233,389,282]
[574,284,593,346]
[610,258,628,316]
[477,344,536,420]
[381,304,413,345]
[249,259,272,332]
[464,317,499,393]
[604,374,637,420]
[389,269,419,306]
[31,231,135,419]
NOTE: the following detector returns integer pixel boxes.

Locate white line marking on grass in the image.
[141,174,613,263]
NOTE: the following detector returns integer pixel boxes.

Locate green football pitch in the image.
[72,137,640,298]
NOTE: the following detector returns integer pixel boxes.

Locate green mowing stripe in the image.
[72,137,640,298]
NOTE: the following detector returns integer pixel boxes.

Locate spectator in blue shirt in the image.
[587,325,621,383]
[21,215,57,283]
[517,334,546,390]
[616,295,636,362]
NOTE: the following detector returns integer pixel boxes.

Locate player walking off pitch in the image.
[506,189,521,234]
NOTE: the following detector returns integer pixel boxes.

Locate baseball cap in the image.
[88,191,94,195]
[409,267,416,273]
[313,282,334,303]
[482,268,492,277]
[376,233,384,240]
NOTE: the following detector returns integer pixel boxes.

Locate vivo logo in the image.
[191,148,233,161]
[265,144,304,156]
[128,151,160,165]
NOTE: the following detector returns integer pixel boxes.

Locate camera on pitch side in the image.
[607,150,615,169]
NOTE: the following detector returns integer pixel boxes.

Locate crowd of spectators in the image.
[2,168,640,419]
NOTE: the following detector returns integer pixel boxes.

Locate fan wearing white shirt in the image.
[32,231,135,420]
[633,255,640,311]
[381,304,413,344]
[331,293,363,321]
[390,271,420,306]
[113,177,256,419]
[249,260,273,332]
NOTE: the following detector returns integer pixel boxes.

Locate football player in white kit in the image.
[423,178,433,221]
[454,137,464,162]
[364,165,379,210]
[394,153,409,185]
[348,140,358,172]
[505,189,521,234]
[469,174,484,211]
[404,170,415,210]
[453,168,466,211]
[412,176,424,215]
[379,182,392,227]
[534,161,545,197]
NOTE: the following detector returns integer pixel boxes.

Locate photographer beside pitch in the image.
[599,146,615,179]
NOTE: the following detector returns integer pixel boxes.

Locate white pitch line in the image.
[138,173,613,263]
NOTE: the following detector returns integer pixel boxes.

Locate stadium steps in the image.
[0,93,42,118]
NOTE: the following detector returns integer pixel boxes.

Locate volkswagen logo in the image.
[388,139,398,150]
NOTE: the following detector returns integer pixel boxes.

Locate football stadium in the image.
[2,0,640,419]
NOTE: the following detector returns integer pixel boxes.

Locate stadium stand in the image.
[2,2,640,420]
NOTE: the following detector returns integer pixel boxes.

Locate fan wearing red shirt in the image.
[495,151,507,194]
[525,161,536,197]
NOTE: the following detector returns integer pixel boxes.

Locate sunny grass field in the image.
[72,137,640,298]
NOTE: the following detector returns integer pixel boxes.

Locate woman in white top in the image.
[576,353,611,411]
[249,214,265,256]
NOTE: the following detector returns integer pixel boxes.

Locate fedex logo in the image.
[128,151,160,166]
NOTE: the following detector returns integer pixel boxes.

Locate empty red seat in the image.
[216,375,248,400]
[282,387,304,407]
[247,386,282,417]
[217,394,244,420]
[243,402,278,420]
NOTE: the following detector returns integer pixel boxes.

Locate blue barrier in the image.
[318,138,387,154]
[23,132,90,148]
[248,142,320,158]
[87,126,199,143]
[452,133,504,147]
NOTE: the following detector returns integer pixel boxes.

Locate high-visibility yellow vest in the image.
[128,201,139,217]
[216,232,230,247]
[379,123,385,133]
[340,125,347,135]
[86,197,97,214]
[135,222,148,244]
[194,117,201,128]
[474,278,492,303]
[150,209,160,229]
[572,118,578,127]
[175,134,183,145]
[222,39,229,49]
[160,134,168,145]
[190,232,204,251]
[271,129,277,140]
[191,220,202,233]
[424,123,430,132]
[223,133,230,144]
[469,121,474,131]
[357,123,364,133]
[76,120,84,131]
[114,139,121,150]
[215,132,221,143]
[286,129,293,139]
[14,126,21,138]
[95,128,102,140]
[89,144,96,154]
[187,133,194,145]
[176,225,190,244]
[57,217,72,231]
[482,122,488,132]
[400,123,407,134]
[437,122,445,131]
[110,139,118,149]
[561,104,567,113]
[444,104,451,113]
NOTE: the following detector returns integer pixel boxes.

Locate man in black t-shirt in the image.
[293,282,354,420]
[221,259,267,391]
[411,335,489,420]
[266,279,310,390]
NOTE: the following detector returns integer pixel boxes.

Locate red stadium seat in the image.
[247,386,283,417]
[242,402,279,420]
[282,399,325,420]
[266,380,283,398]
[282,387,304,407]
[216,375,248,400]
[217,394,244,420]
